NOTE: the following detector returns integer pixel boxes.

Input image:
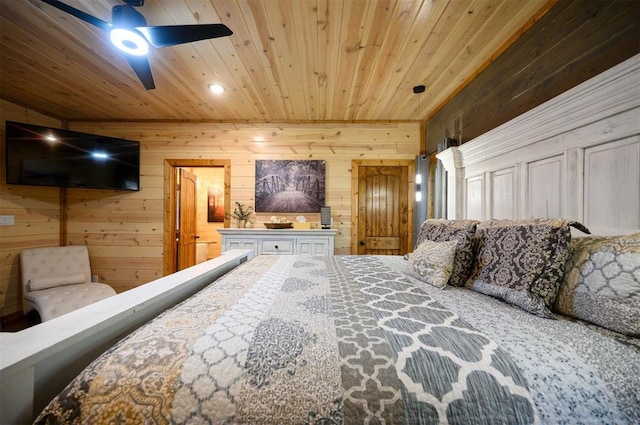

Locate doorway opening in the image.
[164,159,231,275]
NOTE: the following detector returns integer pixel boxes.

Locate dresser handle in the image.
[275,245,279,249]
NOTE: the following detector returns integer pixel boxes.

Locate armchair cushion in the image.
[25,283,117,322]
[28,272,87,291]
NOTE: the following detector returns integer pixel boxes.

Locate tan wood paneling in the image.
[0,108,445,315]
[66,234,163,246]
[0,1,553,122]
[0,100,62,317]
[0,1,634,321]
[60,121,420,293]
[425,0,640,153]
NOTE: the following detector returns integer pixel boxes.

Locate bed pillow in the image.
[405,239,458,289]
[466,219,589,318]
[414,219,479,287]
[554,234,640,336]
[29,272,87,291]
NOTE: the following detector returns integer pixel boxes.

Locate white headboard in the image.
[438,53,640,236]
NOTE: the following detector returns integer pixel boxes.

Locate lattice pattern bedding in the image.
[35,255,640,424]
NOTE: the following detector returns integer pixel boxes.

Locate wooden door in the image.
[353,161,413,255]
[177,168,197,270]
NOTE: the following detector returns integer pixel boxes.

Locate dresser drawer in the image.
[260,239,294,255]
[297,239,330,256]
[225,238,256,252]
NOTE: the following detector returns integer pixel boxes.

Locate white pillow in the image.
[29,272,87,291]
[405,239,457,288]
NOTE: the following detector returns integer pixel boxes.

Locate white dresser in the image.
[217,228,337,256]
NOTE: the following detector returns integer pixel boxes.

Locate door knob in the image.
[359,240,365,246]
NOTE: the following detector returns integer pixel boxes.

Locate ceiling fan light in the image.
[110,28,149,56]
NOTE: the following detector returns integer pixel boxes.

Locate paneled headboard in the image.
[438,53,640,236]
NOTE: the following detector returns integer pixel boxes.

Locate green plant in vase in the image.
[231,202,254,228]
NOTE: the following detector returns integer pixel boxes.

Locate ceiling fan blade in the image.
[40,0,111,31]
[123,54,155,90]
[137,24,233,48]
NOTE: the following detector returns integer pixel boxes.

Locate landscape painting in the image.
[207,185,225,222]
[255,160,325,213]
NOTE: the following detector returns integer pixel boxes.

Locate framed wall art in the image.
[255,160,325,213]
[207,185,225,222]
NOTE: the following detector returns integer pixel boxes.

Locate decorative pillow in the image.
[405,240,458,289]
[415,219,479,287]
[466,219,589,318]
[29,272,87,291]
[554,234,640,336]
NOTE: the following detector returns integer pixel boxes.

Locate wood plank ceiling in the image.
[0,0,553,122]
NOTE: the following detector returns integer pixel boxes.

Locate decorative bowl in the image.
[264,222,293,229]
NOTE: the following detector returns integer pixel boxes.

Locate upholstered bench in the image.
[20,246,117,322]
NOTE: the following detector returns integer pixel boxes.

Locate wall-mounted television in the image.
[4,121,140,191]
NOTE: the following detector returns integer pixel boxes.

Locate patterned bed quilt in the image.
[35,255,640,424]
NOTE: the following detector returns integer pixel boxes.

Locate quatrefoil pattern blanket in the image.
[35,255,639,424]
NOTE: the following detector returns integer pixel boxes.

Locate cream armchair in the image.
[20,246,117,322]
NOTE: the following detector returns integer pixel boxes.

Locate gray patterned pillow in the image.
[554,234,640,336]
[415,219,479,287]
[466,219,589,318]
[406,239,458,289]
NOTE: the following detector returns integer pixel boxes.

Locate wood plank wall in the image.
[0,100,62,319]
[425,0,640,153]
[3,0,636,320]
[52,121,420,297]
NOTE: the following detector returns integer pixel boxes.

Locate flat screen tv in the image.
[4,121,140,191]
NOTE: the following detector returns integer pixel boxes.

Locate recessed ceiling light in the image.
[208,83,225,94]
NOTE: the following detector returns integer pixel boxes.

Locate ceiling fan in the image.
[40,0,233,90]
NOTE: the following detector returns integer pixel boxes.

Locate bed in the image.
[34,220,640,424]
[16,53,640,425]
